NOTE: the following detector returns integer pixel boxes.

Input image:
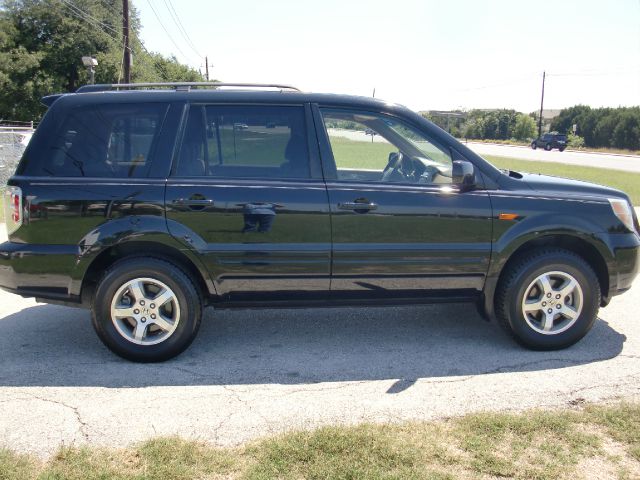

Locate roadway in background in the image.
[465,142,640,173]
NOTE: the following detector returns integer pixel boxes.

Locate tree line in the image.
[0,0,203,122]
[422,105,640,151]
[421,109,537,142]
[550,106,640,150]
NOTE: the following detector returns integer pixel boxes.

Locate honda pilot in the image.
[1,82,638,362]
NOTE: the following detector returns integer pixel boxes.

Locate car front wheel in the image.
[544,143,552,151]
[495,248,600,350]
[92,257,202,362]
[531,142,537,149]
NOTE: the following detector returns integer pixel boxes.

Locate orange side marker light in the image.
[499,213,519,221]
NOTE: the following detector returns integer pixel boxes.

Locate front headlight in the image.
[608,198,636,233]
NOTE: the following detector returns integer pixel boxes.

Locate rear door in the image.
[165,103,331,303]
[314,106,493,301]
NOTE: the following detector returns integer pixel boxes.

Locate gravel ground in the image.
[0,226,639,458]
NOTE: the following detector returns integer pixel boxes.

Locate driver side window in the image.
[320,109,453,184]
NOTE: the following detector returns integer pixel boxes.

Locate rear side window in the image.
[175,105,309,179]
[22,103,167,177]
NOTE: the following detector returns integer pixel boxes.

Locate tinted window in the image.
[175,105,309,179]
[23,103,167,177]
[321,109,453,184]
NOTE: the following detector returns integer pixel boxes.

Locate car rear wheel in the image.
[531,142,537,150]
[92,257,202,362]
[559,146,566,152]
[544,143,552,151]
[495,248,600,350]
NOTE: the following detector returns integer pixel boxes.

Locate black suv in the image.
[1,83,638,362]
[531,133,568,151]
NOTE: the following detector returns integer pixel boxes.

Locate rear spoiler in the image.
[41,94,65,107]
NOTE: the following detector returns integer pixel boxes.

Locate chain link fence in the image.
[0,128,32,186]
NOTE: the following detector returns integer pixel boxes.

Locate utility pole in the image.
[205,56,209,81]
[122,0,131,83]
[538,70,546,138]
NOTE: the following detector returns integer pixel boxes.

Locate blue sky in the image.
[133,0,640,112]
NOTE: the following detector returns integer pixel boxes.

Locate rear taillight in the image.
[12,193,20,222]
[4,186,22,235]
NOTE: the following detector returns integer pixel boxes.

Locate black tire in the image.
[92,257,202,362]
[544,143,552,151]
[495,248,600,350]
[531,142,537,150]
[559,146,566,152]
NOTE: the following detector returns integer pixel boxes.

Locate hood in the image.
[519,172,628,201]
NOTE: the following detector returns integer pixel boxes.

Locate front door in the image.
[165,103,331,303]
[315,106,493,300]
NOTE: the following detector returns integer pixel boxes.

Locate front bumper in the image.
[607,232,640,298]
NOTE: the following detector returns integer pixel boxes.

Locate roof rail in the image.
[76,82,301,93]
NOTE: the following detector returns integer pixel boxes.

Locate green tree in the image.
[612,110,640,150]
[550,105,640,150]
[0,0,203,121]
[550,105,591,136]
[513,113,536,141]
[593,110,617,148]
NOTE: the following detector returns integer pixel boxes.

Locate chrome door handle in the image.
[172,198,214,206]
[338,201,378,211]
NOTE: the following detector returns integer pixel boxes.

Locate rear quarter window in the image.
[20,102,168,178]
[175,104,310,179]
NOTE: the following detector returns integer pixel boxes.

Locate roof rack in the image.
[76,82,301,93]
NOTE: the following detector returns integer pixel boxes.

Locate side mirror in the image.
[452,160,476,192]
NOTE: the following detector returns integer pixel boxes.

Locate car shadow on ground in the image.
[0,302,626,388]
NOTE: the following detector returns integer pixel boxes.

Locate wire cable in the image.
[98,0,122,17]
[59,0,120,36]
[145,0,193,64]
[548,68,640,77]
[162,0,203,59]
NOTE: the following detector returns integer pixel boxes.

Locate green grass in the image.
[205,129,293,168]
[486,155,640,205]
[2,402,639,479]
[586,403,640,461]
[328,135,397,170]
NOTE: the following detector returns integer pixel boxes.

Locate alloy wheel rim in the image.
[521,271,583,335]
[110,277,181,345]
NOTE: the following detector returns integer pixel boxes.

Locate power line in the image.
[59,0,196,80]
[59,0,120,37]
[98,0,122,17]
[547,68,640,77]
[58,0,127,56]
[162,0,203,59]
[145,0,192,64]
[131,30,170,78]
[454,73,539,92]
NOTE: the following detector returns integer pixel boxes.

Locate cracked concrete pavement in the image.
[0,231,639,457]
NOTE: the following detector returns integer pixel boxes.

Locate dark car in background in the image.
[531,133,568,151]
[1,82,638,362]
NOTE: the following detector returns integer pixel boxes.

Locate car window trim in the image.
[169,102,319,181]
[313,104,457,188]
